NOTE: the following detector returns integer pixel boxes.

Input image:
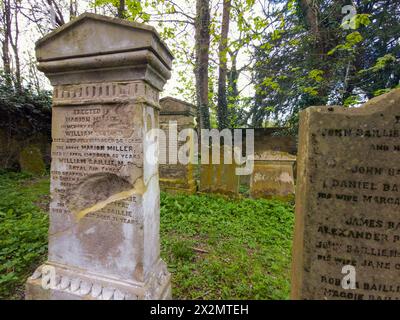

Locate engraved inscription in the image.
[51,104,143,225]
[293,90,400,300]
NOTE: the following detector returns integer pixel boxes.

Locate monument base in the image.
[250,162,295,200]
[160,178,197,195]
[25,262,171,300]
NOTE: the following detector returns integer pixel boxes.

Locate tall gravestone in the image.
[159,97,196,194]
[25,13,173,300]
[292,89,400,300]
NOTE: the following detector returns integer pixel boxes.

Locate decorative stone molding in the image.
[53,81,159,107]
[26,263,171,300]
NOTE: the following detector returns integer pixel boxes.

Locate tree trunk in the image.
[194,0,211,129]
[217,0,231,129]
[227,50,242,125]
[10,0,21,92]
[118,0,126,19]
[2,0,12,85]
[298,0,330,103]
[70,0,78,19]
[46,0,66,27]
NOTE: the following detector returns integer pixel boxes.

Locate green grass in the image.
[0,172,294,300]
[161,192,294,299]
[0,171,50,299]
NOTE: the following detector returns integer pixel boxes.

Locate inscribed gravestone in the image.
[250,136,297,199]
[25,13,173,300]
[292,89,400,300]
[159,97,196,194]
[19,145,46,175]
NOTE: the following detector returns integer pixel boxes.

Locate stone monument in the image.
[292,89,400,300]
[250,137,297,199]
[199,147,239,196]
[159,97,196,194]
[25,13,173,300]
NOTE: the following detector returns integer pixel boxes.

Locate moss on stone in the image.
[19,145,46,175]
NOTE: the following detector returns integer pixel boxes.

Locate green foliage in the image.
[328,32,364,55]
[354,14,371,29]
[93,0,148,22]
[160,192,294,299]
[0,72,52,111]
[360,54,397,74]
[308,69,324,83]
[344,95,361,107]
[0,172,50,299]
[252,0,400,130]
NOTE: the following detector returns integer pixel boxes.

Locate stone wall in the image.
[0,103,51,173]
[199,147,240,196]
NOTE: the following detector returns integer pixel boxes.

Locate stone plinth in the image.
[291,89,400,300]
[25,13,173,300]
[250,150,296,200]
[159,97,196,194]
[199,148,239,196]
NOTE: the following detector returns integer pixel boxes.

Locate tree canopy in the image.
[0,0,398,132]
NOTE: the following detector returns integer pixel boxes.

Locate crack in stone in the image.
[48,172,159,238]
[74,177,146,221]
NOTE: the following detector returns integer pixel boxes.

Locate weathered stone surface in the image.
[250,150,296,200]
[292,89,400,300]
[0,103,51,171]
[26,13,173,300]
[159,97,196,194]
[36,13,172,91]
[19,145,46,175]
[253,136,297,159]
[199,148,239,196]
[240,131,297,189]
[249,136,296,199]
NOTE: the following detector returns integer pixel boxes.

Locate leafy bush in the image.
[0,72,52,111]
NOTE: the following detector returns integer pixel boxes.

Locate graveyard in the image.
[0,0,399,303]
[0,171,293,299]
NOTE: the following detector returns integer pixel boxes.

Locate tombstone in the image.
[25,13,173,300]
[159,97,196,194]
[239,129,296,188]
[292,89,400,300]
[199,147,239,196]
[250,136,297,199]
[19,145,46,175]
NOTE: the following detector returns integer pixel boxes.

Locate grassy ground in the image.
[0,171,294,300]
[0,171,50,299]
